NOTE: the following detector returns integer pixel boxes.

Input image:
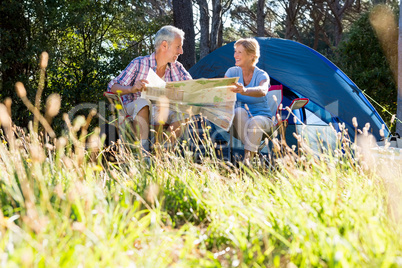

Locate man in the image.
[107,25,192,152]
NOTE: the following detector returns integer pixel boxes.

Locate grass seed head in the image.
[73,116,86,132]
[40,52,49,69]
[30,144,46,163]
[4,98,12,116]
[88,128,101,152]
[145,183,160,205]
[0,104,11,127]
[379,128,385,138]
[56,137,67,150]
[15,82,27,98]
[391,114,396,124]
[45,93,61,118]
[352,117,358,128]
[156,96,169,124]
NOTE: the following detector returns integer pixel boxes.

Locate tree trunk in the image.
[218,21,224,48]
[173,0,196,69]
[197,0,210,59]
[256,0,266,37]
[396,0,402,134]
[327,0,355,47]
[285,0,300,40]
[210,0,222,52]
[310,0,325,50]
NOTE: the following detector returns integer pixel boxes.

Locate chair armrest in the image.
[279,98,309,121]
[288,98,309,110]
[103,91,120,101]
[103,92,133,124]
[279,98,309,112]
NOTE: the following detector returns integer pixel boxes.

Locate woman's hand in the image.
[230,82,247,94]
[131,79,149,93]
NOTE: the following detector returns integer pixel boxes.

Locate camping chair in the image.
[258,84,309,153]
[103,91,176,150]
[103,91,134,139]
[229,85,309,162]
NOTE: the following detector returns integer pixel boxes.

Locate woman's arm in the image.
[225,76,269,97]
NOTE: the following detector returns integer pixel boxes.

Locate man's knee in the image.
[137,105,149,118]
[134,106,150,126]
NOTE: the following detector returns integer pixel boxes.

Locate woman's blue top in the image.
[225,66,272,117]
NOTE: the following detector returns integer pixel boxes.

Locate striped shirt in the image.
[107,52,192,105]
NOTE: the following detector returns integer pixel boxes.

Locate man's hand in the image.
[132,79,149,93]
[230,82,247,94]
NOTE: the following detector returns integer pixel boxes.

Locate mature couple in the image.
[108,25,274,163]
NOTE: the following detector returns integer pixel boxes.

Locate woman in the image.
[225,38,274,164]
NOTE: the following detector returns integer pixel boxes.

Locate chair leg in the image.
[229,126,234,164]
[279,121,288,149]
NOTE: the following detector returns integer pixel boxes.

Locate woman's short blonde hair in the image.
[234,38,260,65]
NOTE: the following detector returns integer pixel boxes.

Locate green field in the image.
[0,116,401,267]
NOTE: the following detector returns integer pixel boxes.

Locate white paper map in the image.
[146,68,166,88]
[142,69,238,131]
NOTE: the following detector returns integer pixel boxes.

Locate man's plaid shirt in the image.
[107,52,192,105]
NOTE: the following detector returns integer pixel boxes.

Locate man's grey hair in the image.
[155,25,185,51]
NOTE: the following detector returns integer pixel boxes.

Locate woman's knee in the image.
[248,116,271,130]
[234,107,247,117]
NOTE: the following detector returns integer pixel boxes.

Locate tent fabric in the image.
[188,37,389,140]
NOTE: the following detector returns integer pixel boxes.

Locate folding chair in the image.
[258,84,309,152]
[103,91,172,149]
[103,91,134,140]
[228,85,309,162]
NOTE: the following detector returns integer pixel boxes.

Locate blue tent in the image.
[188,37,389,142]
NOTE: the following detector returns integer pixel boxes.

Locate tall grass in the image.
[1,124,401,267]
[0,54,401,267]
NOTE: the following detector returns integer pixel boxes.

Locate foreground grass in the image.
[0,123,401,268]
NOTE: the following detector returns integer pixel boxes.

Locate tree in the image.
[230,0,276,37]
[327,0,359,46]
[173,0,196,69]
[280,0,305,40]
[308,0,330,49]
[256,0,266,36]
[275,0,364,51]
[333,11,396,126]
[0,0,170,131]
[197,0,233,59]
[0,0,61,126]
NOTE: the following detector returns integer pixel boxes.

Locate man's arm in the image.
[110,79,149,95]
[107,59,148,95]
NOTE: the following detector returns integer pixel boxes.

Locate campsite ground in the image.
[0,116,402,267]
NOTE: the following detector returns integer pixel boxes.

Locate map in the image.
[142,70,238,131]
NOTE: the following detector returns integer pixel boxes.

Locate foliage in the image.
[0,0,170,130]
[331,11,397,128]
[229,0,277,37]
